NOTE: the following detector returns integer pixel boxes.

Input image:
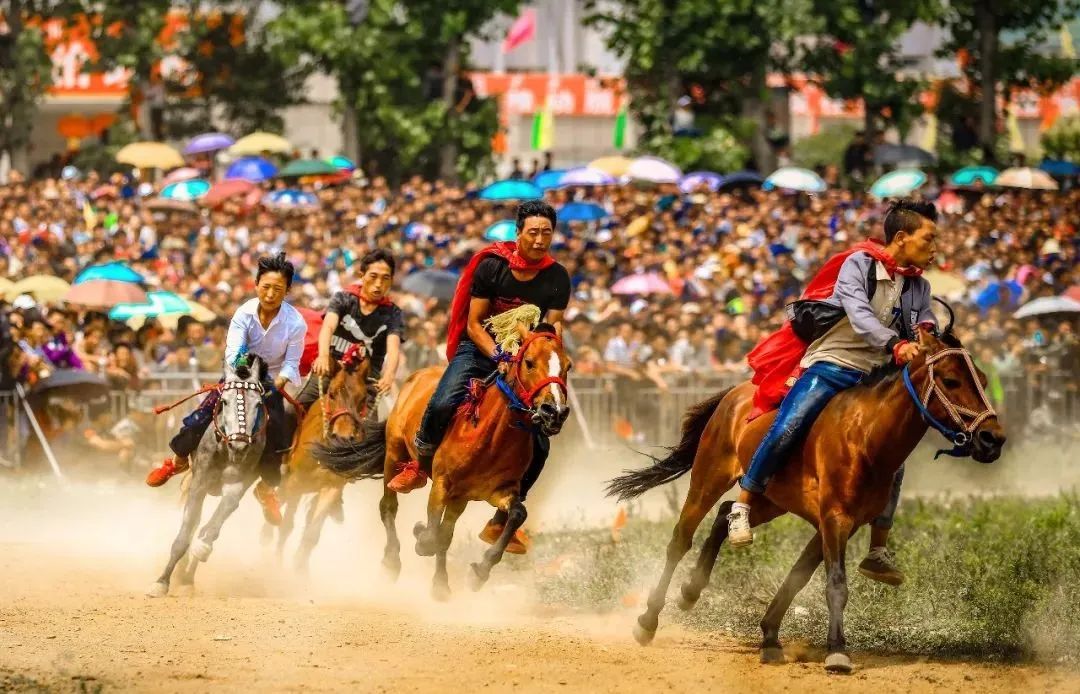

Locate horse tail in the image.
[309,418,387,480]
[606,388,731,501]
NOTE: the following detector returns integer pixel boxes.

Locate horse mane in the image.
[533,322,557,336]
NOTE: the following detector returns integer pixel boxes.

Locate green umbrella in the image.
[277,159,340,178]
[949,166,998,187]
[869,169,927,199]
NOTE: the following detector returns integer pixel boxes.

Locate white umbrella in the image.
[996,167,1059,191]
[627,156,682,184]
[764,167,827,193]
[1013,296,1080,319]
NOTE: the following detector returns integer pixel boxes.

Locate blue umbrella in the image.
[949,166,998,187]
[161,179,211,201]
[1039,159,1080,177]
[478,179,543,201]
[532,169,568,190]
[74,262,144,285]
[558,167,617,187]
[225,157,278,182]
[326,155,357,171]
[264,189,319,209]
[109,291,191,320]
[869,169,927,198]
[559,202,608,223]
[484,220,518,242]
[718,170,764,189]
[679,171,723,193]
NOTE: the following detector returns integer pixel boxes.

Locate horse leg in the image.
[468,494,525,592]
[414,476,447,557]
[677,500,734,611]
[147,478,207,597]
[759,531,824,664]
[821,511,855,673]
[379,487,401,580]
[189,469,251,563]
[431,499,467,602]
[294,486,341,576]
[275,494,298,561]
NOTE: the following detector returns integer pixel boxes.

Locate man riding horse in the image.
[388,199,571,553]
[146,253,307,525]
[728,200,939,586]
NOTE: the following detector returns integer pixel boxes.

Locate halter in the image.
[213,379,266,445]
[901,347,996,459]
[319,343,369,440]
[494,332,568,430]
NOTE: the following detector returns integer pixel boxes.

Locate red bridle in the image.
[509,332,568,409]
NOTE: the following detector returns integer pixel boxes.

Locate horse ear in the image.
[917,324,941,350]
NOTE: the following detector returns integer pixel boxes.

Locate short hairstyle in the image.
[516,200,557,230]
[360,249,396,276]
[883,200,938,244]
[256,252,295,288]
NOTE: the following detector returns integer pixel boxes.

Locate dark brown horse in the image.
[608,325,1004,672]
[314,322,571,600]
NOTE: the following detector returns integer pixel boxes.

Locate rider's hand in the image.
[273,375,289,392]
[375,372,394,394]
[896,342,921,364]
[311,354,331,376]
[497,361,510,376]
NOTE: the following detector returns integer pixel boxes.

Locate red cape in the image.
[444,242,555,360]
[746,240,914,420]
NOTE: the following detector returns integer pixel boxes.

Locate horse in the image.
[147,354,270,598]
[274,343,371,574]
[607,322,1005,673]
[314,321,571,600]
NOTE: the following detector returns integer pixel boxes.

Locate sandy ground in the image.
[2,442,1079,693]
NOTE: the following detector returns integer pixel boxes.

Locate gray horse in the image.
[147,355,269,598]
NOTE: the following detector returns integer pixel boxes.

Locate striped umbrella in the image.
[869,169,927,199]
[764,167,827,193]
[161,179,211,201]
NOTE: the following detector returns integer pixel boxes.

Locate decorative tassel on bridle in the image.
[455,377,489,426]
[483,304,541,356]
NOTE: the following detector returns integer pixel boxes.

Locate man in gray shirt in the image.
[728,201,939,587]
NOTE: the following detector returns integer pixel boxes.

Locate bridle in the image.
[901,346,996,458]
[319,343,369,440]
[213,379,266,445]
[495,332,569,428]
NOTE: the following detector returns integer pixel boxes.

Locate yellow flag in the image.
[1061,24,1076,59]
[1006,108,1025,154]
[82,201,97,229]
[920,113,938,153]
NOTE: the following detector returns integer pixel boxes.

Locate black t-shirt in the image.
[470,256,571,333]
[325,291,405,374]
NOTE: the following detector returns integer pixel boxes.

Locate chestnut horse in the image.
[608,325,1005,672]
[274,343,370,574]
[314,323,571,600]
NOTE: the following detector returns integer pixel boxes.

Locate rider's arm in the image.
[223,308,248,368]
[466,297,499,359]
[277,320,306,388]
[318,312,340,361]
[382,334,402,380]
[834,253,898,353]
[912,279,938,331]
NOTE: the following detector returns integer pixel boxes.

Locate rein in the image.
[507,333,568,411]
[902,347,996,459]
[318,344,369,440]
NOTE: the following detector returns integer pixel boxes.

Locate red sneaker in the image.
[478,520,529,555]
[387,461,428,494]
[253,482,283,526]
[146,457,188,487]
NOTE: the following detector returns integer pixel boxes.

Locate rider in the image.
[728,200,939,586]
[388,199,571,553]
[296,249,404,413]
[145,253,307,526]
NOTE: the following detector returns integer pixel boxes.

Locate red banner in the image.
[469,73,626,117]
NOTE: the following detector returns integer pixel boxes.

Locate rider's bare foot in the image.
[253,482,283,526]
[479,520,529,554]
[858,547,905,586]
[727,502,753,548]
[387,461,428,494]
[146,456,189,487]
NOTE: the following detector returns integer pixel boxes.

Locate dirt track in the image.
[1,478,1078,693]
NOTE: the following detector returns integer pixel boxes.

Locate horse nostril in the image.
[978,430,1004,448]
[539,402,558,420]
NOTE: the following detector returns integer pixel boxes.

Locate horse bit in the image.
[902,347,996,456]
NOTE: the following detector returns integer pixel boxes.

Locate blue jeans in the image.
[741,361,904,529]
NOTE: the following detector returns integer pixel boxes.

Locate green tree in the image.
[0,1,55,173]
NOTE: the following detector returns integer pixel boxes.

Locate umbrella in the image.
[326,155,357,171]
[145,198,199,215]
[949,166,998,187]
[161,179,211,201]
[869,169,927,198]
[278,159,339,178]
[201,179,257,207]
[923,269,967,297]
[558,202,608,223]
[264,189,319,210]
[1039,159,1080,177]
[224,156,278,182]
[484,220,517,242]
[558,167,616,187]
[63,279,148,308]
[996,167,1059,191]
[1065,286,1080,303]
[183,132,235,155]
[627,156,682,184]
[764,167,827,193]
[74,262,144,285]
[401,269,459,302]
[123,297,216,329]
[115,142,185,169]
[9,275,71,303]
[162,167,202,186]
[588,155,634,177]
[532,169,568,190]
[27,369,110,403]
[478,179,543,201]
[679,171,723,193]
[718,170,764,189]
[611,273,673,296]
[109,290,194,320]
[873,143,935,166]
[230,131,291,155]
[1014,296,1080,319]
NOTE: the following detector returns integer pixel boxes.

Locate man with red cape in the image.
[389,200,571,554]
[731,200,939,587]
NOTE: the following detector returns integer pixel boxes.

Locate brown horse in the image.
[314,323,571,600]
[274,344,370,574]
[608,325,1005,673]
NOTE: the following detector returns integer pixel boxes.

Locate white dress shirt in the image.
[224,298,307,385]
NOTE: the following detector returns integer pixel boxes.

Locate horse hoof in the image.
[824,652,853,674]
[414,539,436,557]
[171,583,195,598]
[189,539,212,562]
[412,522,426,539]
[632,622,656,647]
[381,557,401,582]
[468,563,490,592]
[431,583,452,602]
[760,646,785,664]
[145,582,168,598]
[677,586,700,611]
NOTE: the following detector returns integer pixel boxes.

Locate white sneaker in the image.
[727,503,753,548]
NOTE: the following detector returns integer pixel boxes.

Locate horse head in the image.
[218,353,268,453]
[510,322,572,436]
[909,324,1006,463]
[325,342,371,437]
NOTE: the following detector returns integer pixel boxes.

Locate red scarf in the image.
[345,283,393,308]
[746,240,921,420]
[444,242,555,360]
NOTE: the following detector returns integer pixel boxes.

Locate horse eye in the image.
[942,377,961,389]
[525,360,536,369]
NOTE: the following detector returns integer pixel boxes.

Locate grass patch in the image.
[525,494,1080,662]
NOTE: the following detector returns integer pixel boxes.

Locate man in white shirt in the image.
[146,253,306,525]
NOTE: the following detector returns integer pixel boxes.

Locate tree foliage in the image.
[0,3,55,169]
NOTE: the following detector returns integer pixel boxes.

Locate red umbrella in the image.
[610,273,674,296]
[63,279,148,308]
[1065,286,1080,303]
[202,179,257,207]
